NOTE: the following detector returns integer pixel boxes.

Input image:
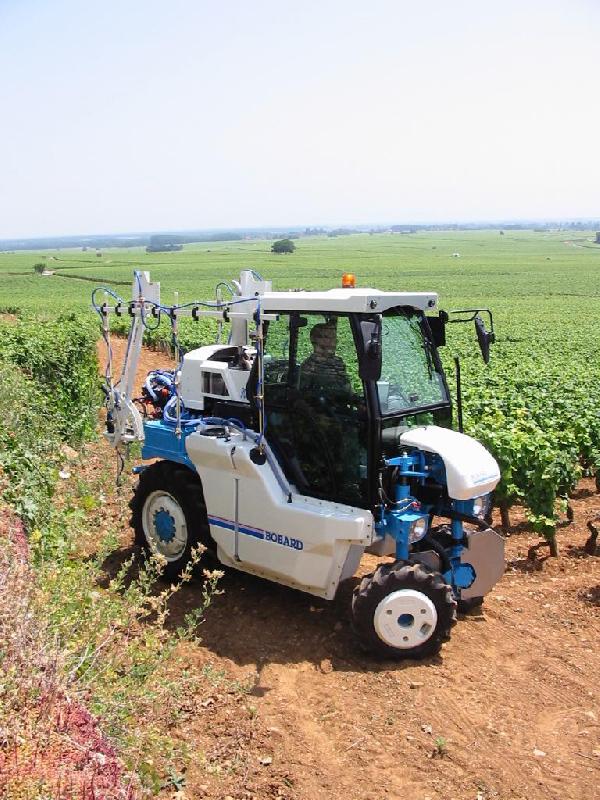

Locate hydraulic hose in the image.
[442,509,491,531]
[421,533,452,573]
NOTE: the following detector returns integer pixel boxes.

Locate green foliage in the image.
[0,297,228,791]
[454,318,600,539]
[33,262,45,274]
[0,314,99,443]
[0,312,99,529]
[0,365,62,528]
[271,238,296,254]
[110,311,224,356]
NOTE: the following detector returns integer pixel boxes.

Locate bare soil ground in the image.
[86,340,600,799]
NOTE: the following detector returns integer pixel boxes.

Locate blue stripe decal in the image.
[208,515,265,540]
[208,515,304,551]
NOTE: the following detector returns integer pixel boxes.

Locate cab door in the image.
[262,312,369,508]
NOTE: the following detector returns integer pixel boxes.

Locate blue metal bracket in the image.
[385,452,428,479]
[142,419,197,471]
[444,561,476,591]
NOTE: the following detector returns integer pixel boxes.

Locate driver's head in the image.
[310,323,337,356]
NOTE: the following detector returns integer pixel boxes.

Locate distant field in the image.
[2,229,600,534]
[1,229,599,314]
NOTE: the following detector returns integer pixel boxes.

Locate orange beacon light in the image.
[341,272,356,288]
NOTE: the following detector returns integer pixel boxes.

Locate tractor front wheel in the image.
[130,460,211,580]
[352,561,456,659]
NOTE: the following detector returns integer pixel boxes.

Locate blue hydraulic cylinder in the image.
[450,499,473,559]
[375,452,430,562]
[442,498,477,593]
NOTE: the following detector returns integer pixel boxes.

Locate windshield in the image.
[377,308,449,415]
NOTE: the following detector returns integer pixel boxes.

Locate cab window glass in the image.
[263,315,290,400]
[263,313,368,507]
[296,315,361,397]
[378,309,448,414]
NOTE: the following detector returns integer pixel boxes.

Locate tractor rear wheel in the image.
[129,460,212,580]
[352,561,456,659]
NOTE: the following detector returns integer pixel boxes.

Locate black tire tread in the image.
[129,460,212,580]
[352,561,456,660]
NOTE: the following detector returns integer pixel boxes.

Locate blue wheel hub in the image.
[154,508,176,543]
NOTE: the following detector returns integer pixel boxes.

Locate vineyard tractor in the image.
[94,269,504,659]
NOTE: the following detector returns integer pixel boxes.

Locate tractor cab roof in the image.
[258,288,438,314]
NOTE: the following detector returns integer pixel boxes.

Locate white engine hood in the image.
[399,425,500,501]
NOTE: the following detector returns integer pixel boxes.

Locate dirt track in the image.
[93,340,600,799]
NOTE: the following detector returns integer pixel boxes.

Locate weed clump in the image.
[0,313,225,795]
[0,503,223,796]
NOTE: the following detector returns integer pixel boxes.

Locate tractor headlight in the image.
[472,494,491,519]
[408,516,429,544]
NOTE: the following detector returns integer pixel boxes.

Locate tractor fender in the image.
[399,425,500,500]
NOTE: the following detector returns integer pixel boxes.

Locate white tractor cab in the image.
[95,269,504,659]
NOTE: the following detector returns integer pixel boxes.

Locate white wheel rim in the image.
[142,490,188,561]
[374,589,438,649]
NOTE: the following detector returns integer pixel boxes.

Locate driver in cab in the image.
[295,321,365,504]
[299,322,352,397]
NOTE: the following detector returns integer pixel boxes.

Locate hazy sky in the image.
[1,0,599,238]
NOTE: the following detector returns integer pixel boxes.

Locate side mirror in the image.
[358,317,382,381]
[446,308,495,364]
[474,315,495,364]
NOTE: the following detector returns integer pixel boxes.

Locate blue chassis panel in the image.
[142,420,196,470]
